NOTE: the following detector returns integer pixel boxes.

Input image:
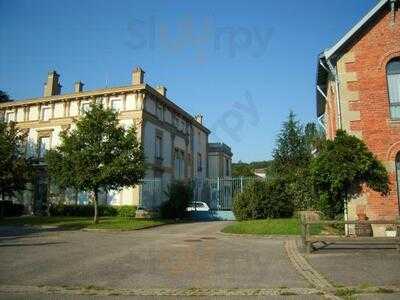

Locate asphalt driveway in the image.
[0,222,308,289]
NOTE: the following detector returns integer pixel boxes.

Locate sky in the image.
[0,0,378,162]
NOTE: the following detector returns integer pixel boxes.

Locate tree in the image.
[45,103,145,223]
[311,130,389,218]
[0,122,32,203]
[0,90,11,103]
[232,163,255,177]
[304,122,326,154]
[271,111,315,210]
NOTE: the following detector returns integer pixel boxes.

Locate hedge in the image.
[0,201,25,217]
[233,179,294,221]
[49,204,137,218]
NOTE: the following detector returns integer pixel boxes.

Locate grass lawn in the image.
[222,218,323,235]
[0,216,172,231]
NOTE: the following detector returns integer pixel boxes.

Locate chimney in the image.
[132,67,145,85]
[43,71,62,97]
[74,81,84,93]
[156,86,167,97]
[195,114,203,124]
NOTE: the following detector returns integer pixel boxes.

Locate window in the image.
[41,107,51,121]
[174,149,185,179]
[38,136,50,159]
[5,111,15,123]
[387,58,400,119]
[111,99,122,112]
[155,135,162,160]
[197,153,202,172]
[156,104,163,120]
[225,158,230,177]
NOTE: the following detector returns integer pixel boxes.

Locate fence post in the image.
[217,177,220,209]
[240,176,243,193]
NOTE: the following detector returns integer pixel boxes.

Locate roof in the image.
[208,142,233,157]
[0,83,211,134]
[316,0,392,117]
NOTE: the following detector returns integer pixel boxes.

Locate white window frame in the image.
[80,102,91,114]
[5,111,15,123]
[41,106,51,121]
[155,135,162,160]
[110,98,122,112]
[38,136,51,159]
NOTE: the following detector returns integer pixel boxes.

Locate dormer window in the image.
[111,99,122,112]
[41,107,51,121]
[5,111,15,123]
[81,102,91,114]
[156,104,163,120]
[387,58,400,119]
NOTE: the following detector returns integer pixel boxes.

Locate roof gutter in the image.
[326,58,343,130]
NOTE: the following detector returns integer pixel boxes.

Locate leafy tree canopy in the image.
[0,122,32,201]
[46,103,145,223]
[271,111,319,210]
[311,130,389,218]
[0,90,11,103]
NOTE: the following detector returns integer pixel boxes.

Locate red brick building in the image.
[316,0,400,235]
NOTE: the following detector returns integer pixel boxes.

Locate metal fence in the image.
[138,179,164,210]
[138,177,260,211]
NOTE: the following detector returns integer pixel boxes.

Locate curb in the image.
[218,231,300,239]
[0,285,321,297]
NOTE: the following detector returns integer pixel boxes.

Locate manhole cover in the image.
[201,237,217,240]
[184,239,202,242]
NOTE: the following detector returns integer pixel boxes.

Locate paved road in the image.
[0,222,308,289]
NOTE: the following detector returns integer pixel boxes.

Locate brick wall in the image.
[337,8,400,222]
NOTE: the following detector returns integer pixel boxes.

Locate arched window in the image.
[387,58,400,119]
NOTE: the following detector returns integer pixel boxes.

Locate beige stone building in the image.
[0,68,210,213]
[207,143,232,178]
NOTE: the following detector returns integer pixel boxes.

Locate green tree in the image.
[45,103,145,223]
[272,111,315,210]
[0,90,11,103]
[0,122,32,203]
[304,122,326,154]
[311,130,389,218]
[232,163,255,177]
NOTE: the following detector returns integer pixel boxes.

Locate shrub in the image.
[49,204,137,217]
[0,201,25,217]
[116,205,137,218]
[233,179,294,221]
[160,180,193,219]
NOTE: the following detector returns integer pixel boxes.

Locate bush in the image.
[233,179,294,221]
[0,201,25,217]
[160,180,193,219]
[49,204,137,218]
[116,205,137,218]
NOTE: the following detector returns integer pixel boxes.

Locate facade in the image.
[316,0,400,234]
[0,68,210,212]
[207,142,232,178]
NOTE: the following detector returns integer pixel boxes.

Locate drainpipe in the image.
[390,0,397,24]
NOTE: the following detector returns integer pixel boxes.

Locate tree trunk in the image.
[93,189,99,224]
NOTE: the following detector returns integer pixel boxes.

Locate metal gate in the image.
[193,177,256,210]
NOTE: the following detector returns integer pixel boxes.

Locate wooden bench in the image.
[301,219,400,254]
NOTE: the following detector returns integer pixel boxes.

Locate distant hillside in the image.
[232,160,273,177]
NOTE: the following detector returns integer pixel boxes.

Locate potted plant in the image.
[385,225,397,237]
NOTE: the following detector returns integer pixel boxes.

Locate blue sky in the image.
[0,0,377,162]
